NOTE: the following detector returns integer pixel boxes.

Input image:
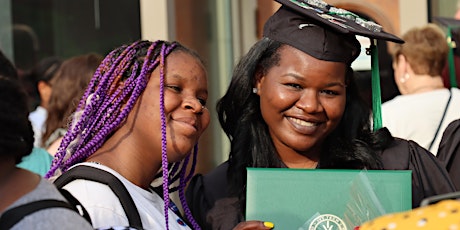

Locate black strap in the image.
[59,188,92,224]
[54,165,143,229]
[0,200,74,229]
[429,89,453,151]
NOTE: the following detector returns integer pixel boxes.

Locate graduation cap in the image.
[263,0,404,130]
[434,16,460,88]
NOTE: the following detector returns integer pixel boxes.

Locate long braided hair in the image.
[45,40,201,230]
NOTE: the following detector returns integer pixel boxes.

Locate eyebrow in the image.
[166,74,209,95]
[282,73,346,87]
[166,74,183,81]
[324,81,346,87]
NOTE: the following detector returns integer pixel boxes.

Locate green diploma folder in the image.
[246,168,412,230]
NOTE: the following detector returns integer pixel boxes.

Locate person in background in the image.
[0,51,54,176]
[0,51,93,230]
[41,53,103,156]
[186,2,456,230]
[46,40,210,229]
[382,24,460,154]
[28,57,62,148]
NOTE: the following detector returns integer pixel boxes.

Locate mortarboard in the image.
[263,0,404,130]
[434,16,460,88]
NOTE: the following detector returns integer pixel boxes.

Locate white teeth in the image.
[289,117,316,127]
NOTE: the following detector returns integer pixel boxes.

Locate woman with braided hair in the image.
[46,40,210,229]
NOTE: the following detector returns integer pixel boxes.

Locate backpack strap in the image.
[0,199,74,229]
[59,188,92,224]
[428,89,453,152]
[54,165,143,229]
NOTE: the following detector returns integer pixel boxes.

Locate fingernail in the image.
[264,221,274,229]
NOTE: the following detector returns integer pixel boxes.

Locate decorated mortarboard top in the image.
[265,0,404,130]
[275,0,404,43]
[434,16,460,88]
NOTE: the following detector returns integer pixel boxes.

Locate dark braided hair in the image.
[45,40,202,230]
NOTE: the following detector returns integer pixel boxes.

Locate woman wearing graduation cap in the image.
[186,1,456,229]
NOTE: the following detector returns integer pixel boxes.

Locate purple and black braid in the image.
[45,40,201,230]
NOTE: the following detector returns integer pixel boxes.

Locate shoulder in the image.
[58,163,190,229]
[13,208,93,230]
[380,137,453,180]
[379,138,410,169]
[381,138,456,207]
[186,162,235,230]
[450,88,460,104]
[438,118,460,161]
[60,164,127,208]
[382,94,427,113]
[11,177,67,206]
[381,95,412,108]
[63,174,126,216]
[13,205,93,230]
[381,96,411,119]
[9,178,93,230]
[451,87,460,94]
[381,96,400,107]
[58,164,129,226]
[188,162,229,202]
[380,138,434,170]
[28,106,47,123]
[202,161,229,185]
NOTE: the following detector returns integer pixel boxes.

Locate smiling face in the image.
[255,45,347,161]
[132,50,210,163]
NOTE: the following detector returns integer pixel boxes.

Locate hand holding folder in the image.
[246,168,412,230]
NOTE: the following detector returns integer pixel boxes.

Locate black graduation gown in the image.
[186,138,455,230]
[437,118,460,190]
